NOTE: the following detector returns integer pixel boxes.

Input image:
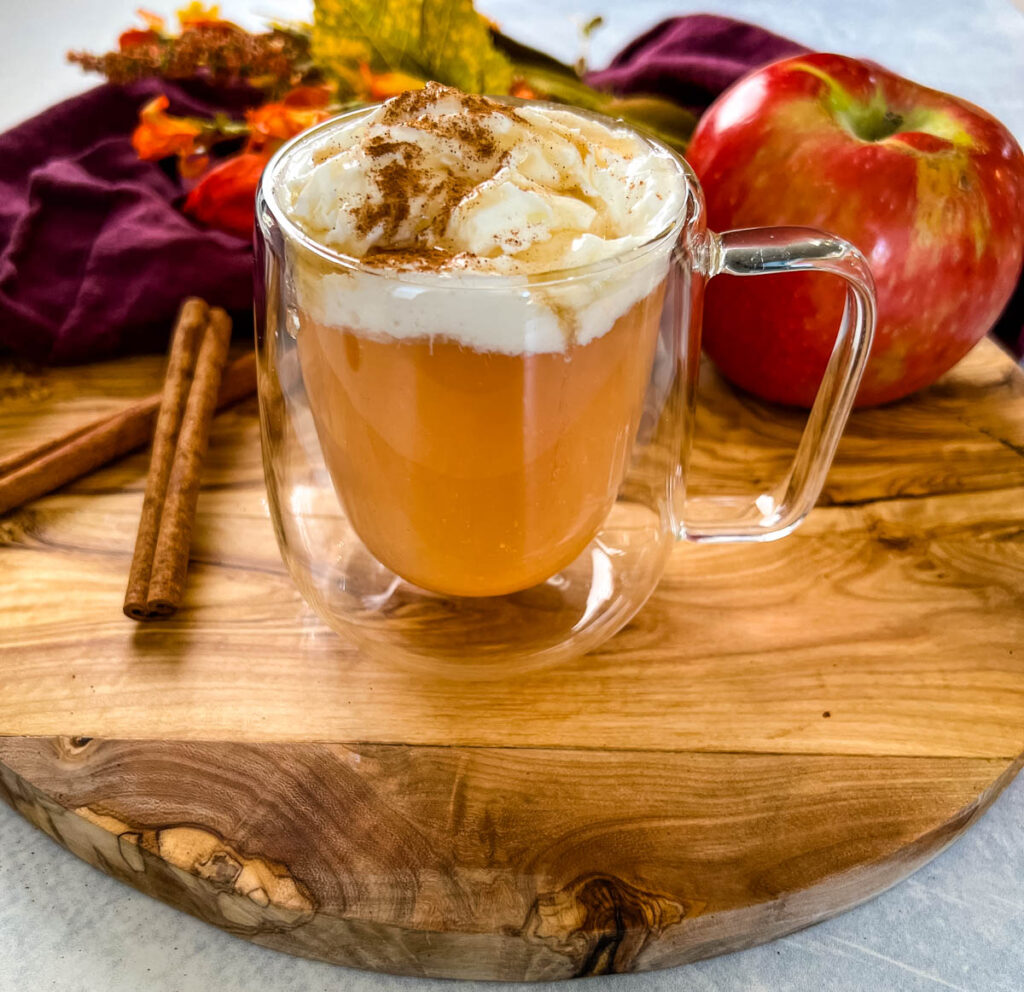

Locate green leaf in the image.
[491,31,695,151]
[313,0,513,94]
[492,29,584,80]
[604,96,697,153]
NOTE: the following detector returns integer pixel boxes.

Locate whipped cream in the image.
[273,83,687,353]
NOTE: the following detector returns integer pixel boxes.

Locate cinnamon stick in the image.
[0,396,162,517]
[144,307,234,617]
[0,353,257,518]
[0,416,115,477]
[122,298,209,620]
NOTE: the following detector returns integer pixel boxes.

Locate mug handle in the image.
[682,226,876,542]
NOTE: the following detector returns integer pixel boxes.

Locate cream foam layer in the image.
[277,84,686,353]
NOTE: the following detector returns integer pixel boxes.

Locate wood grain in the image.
[1,338,1022,978]
[1,739,1018,979]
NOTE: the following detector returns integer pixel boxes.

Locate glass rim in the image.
[258,96,699,290]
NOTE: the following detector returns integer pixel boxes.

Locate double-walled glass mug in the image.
[255,102,876,669]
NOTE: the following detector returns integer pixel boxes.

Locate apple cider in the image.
[297,284,665,596]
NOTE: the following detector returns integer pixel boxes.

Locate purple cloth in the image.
[0,78,255,363]
[998,274,1024,357]
[587,14,806,114]
[0,17,1020,362]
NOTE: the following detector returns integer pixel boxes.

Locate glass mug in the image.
[255,103,875,669]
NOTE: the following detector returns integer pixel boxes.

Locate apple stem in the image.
[857,109,905,141]
[792,62,906,143]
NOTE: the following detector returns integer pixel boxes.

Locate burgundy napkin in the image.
[586,14,806,113]
[0,78,255,363]
[0,16,1020,363]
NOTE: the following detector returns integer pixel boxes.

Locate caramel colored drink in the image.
[297,288,664,596]
[281,84,685,597]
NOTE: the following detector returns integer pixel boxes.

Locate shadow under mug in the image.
[255,104,876,671]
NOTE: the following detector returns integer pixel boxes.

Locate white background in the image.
[1,0,1023,138]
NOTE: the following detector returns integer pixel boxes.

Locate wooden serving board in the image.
[1,340,1022,980]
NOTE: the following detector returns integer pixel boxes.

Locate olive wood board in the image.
[0,338,1022,980]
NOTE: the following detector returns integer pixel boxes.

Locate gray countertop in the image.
[2,1,1023,989]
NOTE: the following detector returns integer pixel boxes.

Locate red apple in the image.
[686,52,1024,407]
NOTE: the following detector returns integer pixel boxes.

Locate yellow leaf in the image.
[177,2,221,27]
[313,0,513,95]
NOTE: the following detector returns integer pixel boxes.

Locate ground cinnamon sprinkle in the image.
[364,136,422,160]
[354,139,428,240]
[301,81,659,274]
[348,82,517,259]
[406,115,499,160]
[312,141,342,165]
[376,86,438,125]
[362,246,461,270]
[429,174,476,236]
[378,83,524,130]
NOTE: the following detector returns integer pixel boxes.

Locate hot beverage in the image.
[279,84,684,596]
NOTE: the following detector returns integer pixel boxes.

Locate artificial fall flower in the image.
[118,27,161,50]
[117,8,165,49]
[245,85,334,151]
[178,150,212,181]
[70,8,313,88]
[281,84,334,108]
[183,152,269,239]
[177,2,222,28]
[509,79,538,99]
[132,94,203,160]
[138,9,166,30]
[358,62,425,101]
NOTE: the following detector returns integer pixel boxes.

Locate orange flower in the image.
[118,9,165,49]
[118,28,161,50]
[281,85,333,109]
[178,151,211,180]
[245,85,333,152]
[509,79,538,100]
[137,9,166,31]
[132,94,203,160]
[184,152,269,239]
[358,62,425,101]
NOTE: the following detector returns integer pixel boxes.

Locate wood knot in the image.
[866,518,923,554]
[71,810,317,933]
[154,826,316,921]
[55,736,95,760]
[0,511,37,547]
[523,873,701,976]
[0,362,52,404]
[875,533,914,552]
